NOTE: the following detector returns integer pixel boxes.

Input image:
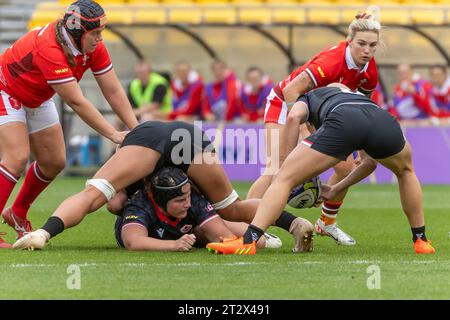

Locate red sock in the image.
[0,164,19,214]
[320,201,343,225]
[11,161,53,219]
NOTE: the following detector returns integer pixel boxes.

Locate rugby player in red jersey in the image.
[248,10,381,246]
[0,0,138,246]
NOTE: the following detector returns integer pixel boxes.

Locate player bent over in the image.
[114,167,281,251]
[13,121,313,252]
[207,83,435,255]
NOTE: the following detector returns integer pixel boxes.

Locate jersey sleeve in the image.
[304,48,341,88]
[34,46,76,85]
[90,42,113,76]
[121,190,152,230]
[190,190,219,227]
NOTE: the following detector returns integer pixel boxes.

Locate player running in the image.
[114,166,281,251]
[13,120,313,252]
[247,9,381,246]
[0,0,138,246]
[207,83,435,255]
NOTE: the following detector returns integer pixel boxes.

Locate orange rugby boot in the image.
[207,236,256,255]
[414,238,435,254]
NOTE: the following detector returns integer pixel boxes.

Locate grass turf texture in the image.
[0,177,449,299]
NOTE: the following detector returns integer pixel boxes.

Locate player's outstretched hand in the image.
[111,131,129,145]
[173,234,196,252]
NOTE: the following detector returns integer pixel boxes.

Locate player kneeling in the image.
[114,167,281,252]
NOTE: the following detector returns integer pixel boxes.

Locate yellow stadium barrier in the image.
[169,7,202,24]
[29,1,450,29]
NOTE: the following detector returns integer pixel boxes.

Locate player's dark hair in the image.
[150,167,190,211]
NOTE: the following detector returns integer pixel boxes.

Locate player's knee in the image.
[106,193,127,216]
[3,149,30,175]
[272,170,296,190]
[39,155,66,177]
[52,154,66,173]
[363,157,378,172]
[84,179,117,212]
[395,161,415,179]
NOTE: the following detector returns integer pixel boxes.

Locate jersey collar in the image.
[61,26,83,57]
[147,192,180,227]
[345,44,369,73]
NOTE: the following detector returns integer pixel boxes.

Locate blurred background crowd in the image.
[121,58,450,126]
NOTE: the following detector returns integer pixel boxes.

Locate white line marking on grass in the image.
[2,260,446,269]
[9,264,57,268]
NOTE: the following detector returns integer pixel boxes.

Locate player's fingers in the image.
[181,235,195,246]
[185,236,196,246]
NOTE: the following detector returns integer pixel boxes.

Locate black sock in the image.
[275,211,297,232]
[42,216,65,238]
[411,226,427,242]
[243,224,265,244]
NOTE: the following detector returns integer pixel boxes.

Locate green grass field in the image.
[0,177,449,300]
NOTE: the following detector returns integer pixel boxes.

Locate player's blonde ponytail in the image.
[347,6,381,41]
[55,19,77,68]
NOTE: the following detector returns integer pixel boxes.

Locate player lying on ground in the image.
[207,83,435,255]
[114,166,281,251]
[13,121,313,251]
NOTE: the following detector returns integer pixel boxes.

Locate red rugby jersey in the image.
[273,41,378,100]
[0,21,112,108]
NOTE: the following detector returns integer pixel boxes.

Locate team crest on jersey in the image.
[358,78,368,87]
[180,225,193,233]
[82,55,89,67]
[317,66,325,78]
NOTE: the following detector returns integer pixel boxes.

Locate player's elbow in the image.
[123,238,142,251]
[65,96,88,110]
[287,105,307,125]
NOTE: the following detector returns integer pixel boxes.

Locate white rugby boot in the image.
[263,232,282,249]
[13,229,49,250]
[315,218,356,246]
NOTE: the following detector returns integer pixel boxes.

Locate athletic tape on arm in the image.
[85,179,116,201]
[212,190,239,210]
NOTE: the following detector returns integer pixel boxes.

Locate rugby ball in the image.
[287,177,322,209]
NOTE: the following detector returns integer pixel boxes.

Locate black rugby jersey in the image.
[297,86,379,129]
[115,188,218,247]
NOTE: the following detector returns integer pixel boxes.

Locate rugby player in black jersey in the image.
[208,83,435,255]
[114,167,282,251]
